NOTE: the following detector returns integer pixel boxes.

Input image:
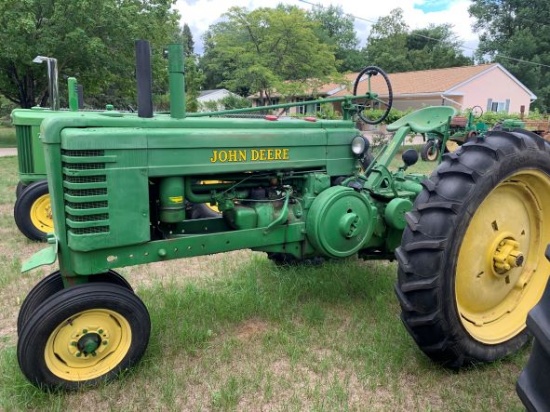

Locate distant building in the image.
[249,64,536,117]
[337,63,536,115]
[197,89,240,111]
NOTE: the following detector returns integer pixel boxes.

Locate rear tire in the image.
[14,180,52,241]
[396,130,550,367]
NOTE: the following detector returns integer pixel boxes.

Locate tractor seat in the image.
[387,106,457,134]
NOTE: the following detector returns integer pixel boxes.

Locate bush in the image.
[360,107,406,125]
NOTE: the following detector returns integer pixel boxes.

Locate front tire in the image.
[14,180,52,241]
[17,270,133,335]
[17,283,150,390]
[396,130,550,367]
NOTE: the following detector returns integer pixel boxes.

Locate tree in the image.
[199,6,338,103]
[363,8,472,73]
[406,24,472,70]
[363,8,412,73]
[307,5,363,72]
[0,0,180,108]
[469,0,550,111]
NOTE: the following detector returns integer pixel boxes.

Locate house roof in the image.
[199,89,226,98]
[335,63,536,99]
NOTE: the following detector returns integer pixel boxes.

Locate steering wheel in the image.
[471,105,483,119]
[353,66,393,125]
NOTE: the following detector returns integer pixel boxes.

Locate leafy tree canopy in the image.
[0,0,180,108]
[307,5,363,72]
[469,0,550,111]
[363,8,472,73]
[199,5,339,103]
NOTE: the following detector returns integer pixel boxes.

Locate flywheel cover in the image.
[306,186,375,258]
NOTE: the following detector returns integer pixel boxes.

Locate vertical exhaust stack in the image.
[135,40,153,118]
[168,43,186,119]
[32,56,59,110]
[68,77,78,111]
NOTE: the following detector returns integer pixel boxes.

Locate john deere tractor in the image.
[420,105,488,162]
[11,56,83,241]
[17,41,550,390]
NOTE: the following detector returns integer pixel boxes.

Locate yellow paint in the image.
[168,196,183,203]
[455,170,550,344]
[30,194,54,233]
[44,309,132,381]
[210,148,290,163]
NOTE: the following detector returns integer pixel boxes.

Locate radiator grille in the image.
[16,126,33,173]
[62,150,110,235]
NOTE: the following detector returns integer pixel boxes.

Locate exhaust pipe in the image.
[33,56,59,110]
[168,43,186,119]
[135,40,153,118]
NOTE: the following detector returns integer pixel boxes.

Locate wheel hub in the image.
[67,325,111,359]
[493,237,524,275]
[77,333,102,356]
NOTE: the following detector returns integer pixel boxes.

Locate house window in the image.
[487,98,510,113]
[296,98,321,115]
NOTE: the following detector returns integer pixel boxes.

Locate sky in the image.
[173,0,479,56]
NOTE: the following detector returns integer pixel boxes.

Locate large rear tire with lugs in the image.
[396,130,550,368]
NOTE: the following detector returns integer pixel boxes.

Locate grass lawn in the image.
[0,126,16,148]
[0,153,529,411]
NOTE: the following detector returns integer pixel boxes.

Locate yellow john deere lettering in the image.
[210,148,289,163]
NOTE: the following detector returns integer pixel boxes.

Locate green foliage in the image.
[478,111,521,127]
[363,8,472,73]
[0,0,181,108]
[199,6,339,100]
[469,0,550,111]
[316,103,341,120]
[307,5,363,72]
[361,107,405,125]
[221,94,251,110]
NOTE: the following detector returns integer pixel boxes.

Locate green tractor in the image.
[11,56,215,241]
[11,55,83,241]
[17,41,550,390]
[420,105,489,162]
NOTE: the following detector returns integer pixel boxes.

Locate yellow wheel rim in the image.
[426,145,438,161]
[30,194,54,233]
[456,170,550,344]
[45,309,132,381]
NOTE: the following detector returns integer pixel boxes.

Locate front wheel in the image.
[420,140,440,162]
[17,283,150,390]
[14,180,52,241]
[396,130,550,368]
[17,270,133,335]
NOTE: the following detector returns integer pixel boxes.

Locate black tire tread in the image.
[396,130,550,367]
[17,283,149,391]
[13,180,50,241]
